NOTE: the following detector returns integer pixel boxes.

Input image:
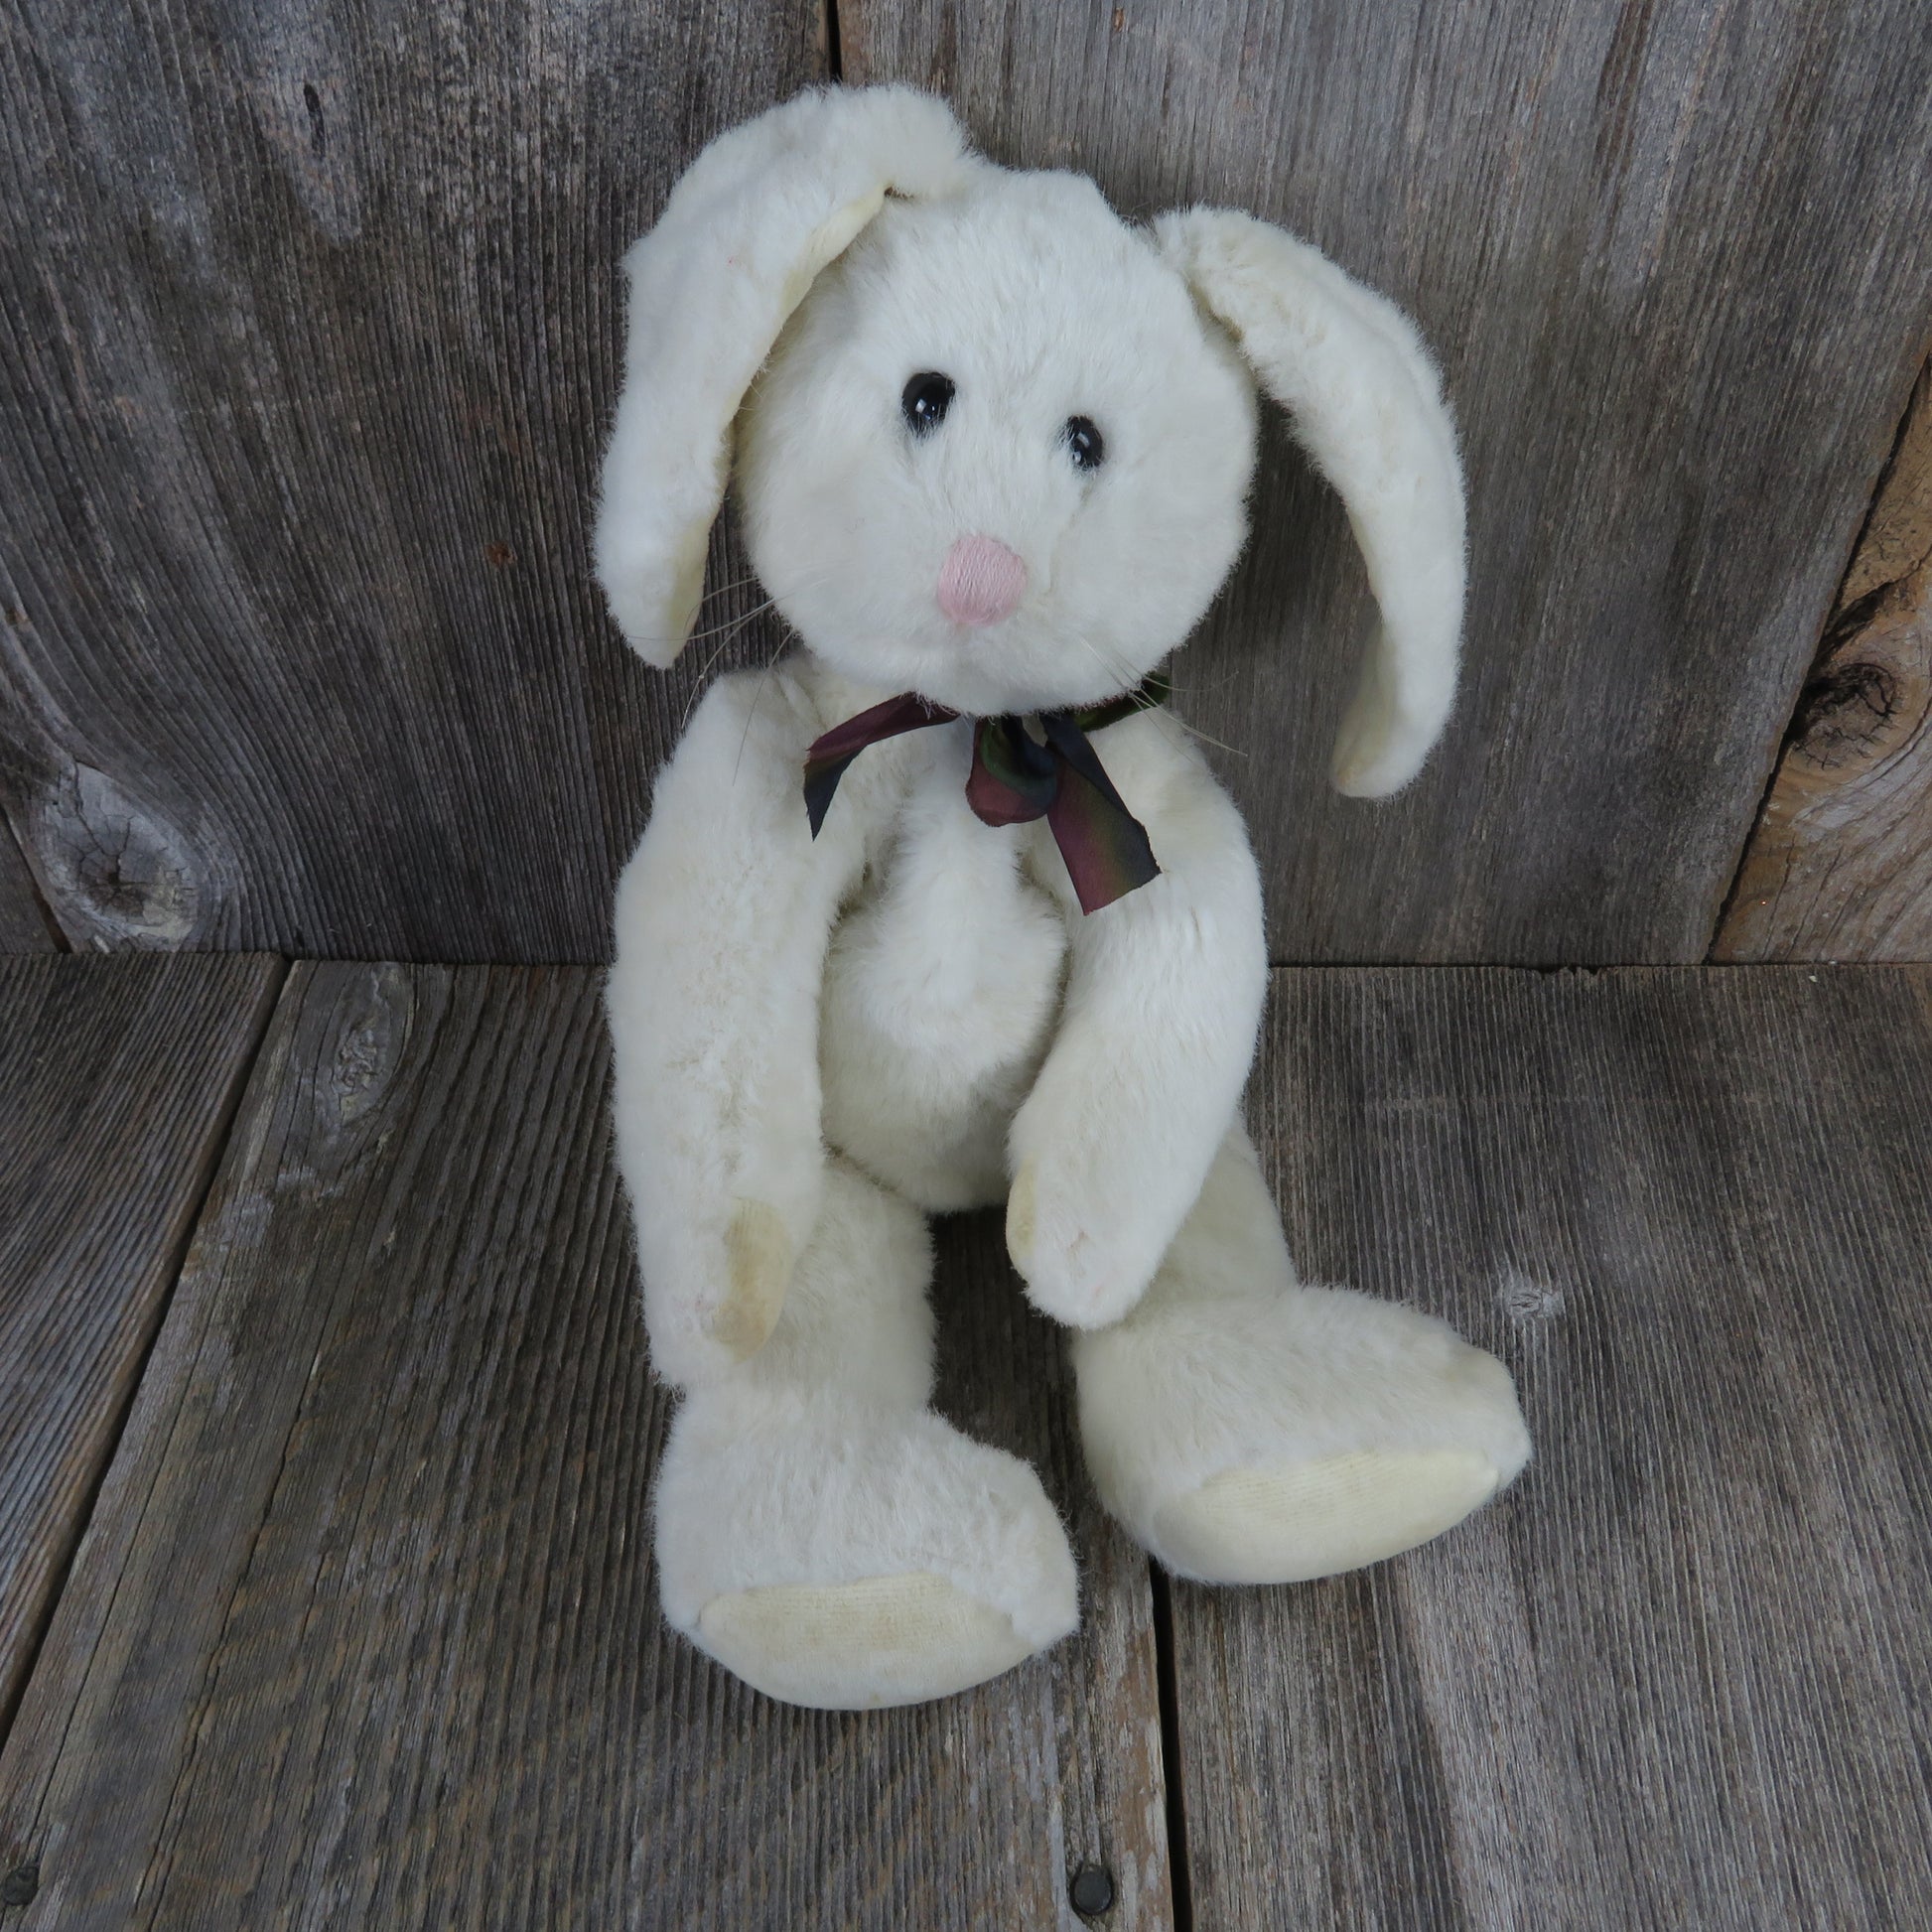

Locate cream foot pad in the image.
[1153,1449,1502,1586]
[697,1571,1038,1710]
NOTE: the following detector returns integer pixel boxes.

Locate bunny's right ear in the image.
[595,87,972,665]
[1156,211,1466,798]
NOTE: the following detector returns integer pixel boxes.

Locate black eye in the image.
[901,371,955,435]
[1064,415,1105,471]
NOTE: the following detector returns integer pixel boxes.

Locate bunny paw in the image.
[1006,1158,1173,1329]
[711,1201,793,1360]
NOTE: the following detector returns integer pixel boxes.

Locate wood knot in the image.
[1497,1269,1567,1321]
[318,966,413,1137]
[1792,655,1898,770]
[33,763,203,944]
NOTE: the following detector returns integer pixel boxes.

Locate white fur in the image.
[1073,1129,1531,1577]
[1001,712,1268,1328]
[1155,210,1467,795]
[653,1158,1078,1687]
[598,89,1523,1709]
[595,86,973,664]
[737,173,1257,717]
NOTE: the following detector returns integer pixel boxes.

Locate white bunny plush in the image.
[596,85,1530,1711]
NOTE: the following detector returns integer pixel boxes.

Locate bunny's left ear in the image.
[1156,210,1466,797]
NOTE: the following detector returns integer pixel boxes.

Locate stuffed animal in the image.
[595,86,1530,1711]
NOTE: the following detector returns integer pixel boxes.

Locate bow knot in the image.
[802,676,1168,913]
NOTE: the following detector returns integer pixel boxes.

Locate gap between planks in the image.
[0,955,287,1749]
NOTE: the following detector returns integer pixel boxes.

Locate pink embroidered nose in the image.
[936,534,1028,626]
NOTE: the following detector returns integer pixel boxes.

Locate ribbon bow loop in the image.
[965,716,1059,826]
[802,678,1168,913]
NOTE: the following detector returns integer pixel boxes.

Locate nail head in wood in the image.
[1070,1861,1115,1916]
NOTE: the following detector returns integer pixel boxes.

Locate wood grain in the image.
[0,954,280,1738]
[4,5,1926,965]
[0,964,1171,1930]
[1716,362,1932,961]
[0,818,57,952]
[0,0,822,959]
[1170,966,1932,1929]
[845,1,1932,964]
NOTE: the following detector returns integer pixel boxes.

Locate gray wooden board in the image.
[0,820,56,953]
[0,963,1172,1930]
[6,7,1929,969]
[0,953,280,1737]
[1169,966,1932,1929]
[1717,362,1932,963]
[845,1,1932,964]
[0,0,822,959]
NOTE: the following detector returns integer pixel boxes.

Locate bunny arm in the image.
[1007,713,1269,1329]
[608,666,873,1385]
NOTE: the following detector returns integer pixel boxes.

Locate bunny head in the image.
[735,168,1258,725]
[596,86,1466,795]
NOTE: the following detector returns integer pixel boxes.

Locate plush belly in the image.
[819,842,1066,1212]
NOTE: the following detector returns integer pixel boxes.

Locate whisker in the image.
[733,622,797,786]
[1129,691,1250,759]
[1070,632,1251,761]
[1150,655,1249,698]
[678,592,787,647]
[671,597,800,732]
[664,568,846,733]
[1068,629,1145,694]
[694,569,768,604]
[677,622,756,731]
[618,566,842,653]
[1070,634,1183,751]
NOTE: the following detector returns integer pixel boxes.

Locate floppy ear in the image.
[595,87,973,666]
[1155,210,1466,797]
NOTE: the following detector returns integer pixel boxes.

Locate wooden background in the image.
[0,0,1928,965]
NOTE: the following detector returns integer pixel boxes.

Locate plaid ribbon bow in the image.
[802,675,1169,913]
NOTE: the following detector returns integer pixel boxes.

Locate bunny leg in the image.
[1072,1127,1530,1584]
[651,1156,1076,1708]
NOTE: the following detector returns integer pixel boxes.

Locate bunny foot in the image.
[1146,1433,1517,1587]
[654,1393,1078,1709]
[1072,1131,1530,1584]
[1079,1283,1528,1584]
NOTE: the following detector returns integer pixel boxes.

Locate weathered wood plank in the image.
[0,0,822,959]
[1716,362,1932,961]
[846,3,1932,963]
[1170,966,1932,1929]
[6,6,1927,966]
[0,817,58,952]
[0,954,280,1738]
[0,964,1171,1930]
